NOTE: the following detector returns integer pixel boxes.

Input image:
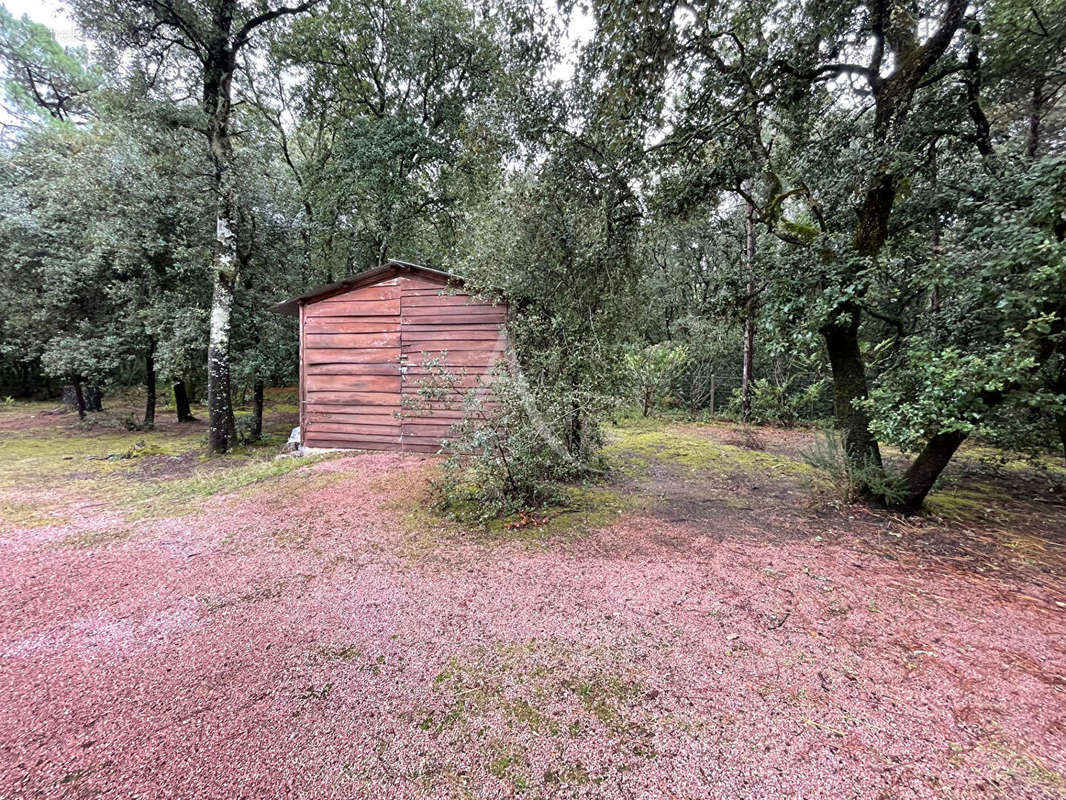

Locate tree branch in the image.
[233,0,322,52]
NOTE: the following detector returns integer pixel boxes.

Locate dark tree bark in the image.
[144,339,156,429]
[821,304,882,469]
[251,377,264,441]
[1055,365,1066,465]
[173,380,196,422]
[85,385,102,412]
[72,378,86,419]
[1026,77,1045,160]
[900,430,968,510]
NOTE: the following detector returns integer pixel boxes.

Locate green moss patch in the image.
[924,483,1011,523]
[378,464,638,550]
[603,424,811,480]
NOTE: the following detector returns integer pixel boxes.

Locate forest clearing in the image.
[1,393,1063,798]
[2,0,1066,797]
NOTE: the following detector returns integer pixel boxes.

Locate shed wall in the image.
[299,271,506,452]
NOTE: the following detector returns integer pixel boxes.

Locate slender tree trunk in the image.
[741,200,756,422]
[173,380,195,422]
[205,18,239,454]
[1055,365,1066,466]
[144,338,156,429]
[207,271,237,451]
[251,377,264,441]
[1026,77,1044,160]
[72,377,86,419]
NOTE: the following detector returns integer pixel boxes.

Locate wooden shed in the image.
[272,260,507,453]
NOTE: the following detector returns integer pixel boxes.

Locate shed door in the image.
[398,274,508,453]
[301,279,402,450]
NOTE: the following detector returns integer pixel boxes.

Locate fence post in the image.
[710,374,716,416]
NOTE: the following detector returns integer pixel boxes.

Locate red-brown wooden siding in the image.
[299,271,506,452]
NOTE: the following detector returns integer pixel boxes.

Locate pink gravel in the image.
[1,453,1064,799]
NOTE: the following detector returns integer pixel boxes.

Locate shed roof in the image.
[270,260,461,316]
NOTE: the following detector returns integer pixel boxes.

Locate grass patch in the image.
[122,453,339,521]
[602,423,810,479]
[0,402,342,524]
[0,497,68,529]
[0,428,204,489]
[55,527,133,548]
[377,464,637,550]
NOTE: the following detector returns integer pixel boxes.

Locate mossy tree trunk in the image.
[251,377,264,441]
[144,338,156,429]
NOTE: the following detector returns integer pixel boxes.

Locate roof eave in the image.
[269,261,462,316]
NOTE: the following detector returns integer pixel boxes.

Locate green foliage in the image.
[0,7,98,124]
[725,377,829,427]
[624,342,687,415]
[404,357,602,522]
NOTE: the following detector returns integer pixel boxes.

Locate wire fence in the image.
[666,367,833,421]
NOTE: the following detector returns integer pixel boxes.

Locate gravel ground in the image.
[1,450,1064,799]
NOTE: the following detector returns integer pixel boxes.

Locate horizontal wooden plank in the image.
[398,275,451,289]
[307,422,401,436]
[306,332,400,349]
[401,422,460,436]
[400,322,502,333]
[304,348,400,365]
[306,410,402,426]
[402,434,455,446]
[305,374,401,392]
[305,391,398,406]
[304,438,401,451]
[305,403,403,417]
[402,329,503,342]
[401,307,507,320]
[404,374,490,390]
[304,317,400,334]
[396,411,467,422]
[403,351,500,367]
[401,287,465,297]
[403,341,503,354]
[401,294,480,308]
[304,363,399,376]
[304,430,401,443]
[306,299,400,317]
[318,285,400,302]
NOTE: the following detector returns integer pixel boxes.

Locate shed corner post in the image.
[299,299,306,446]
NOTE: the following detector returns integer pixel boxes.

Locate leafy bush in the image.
[624,342,688,416]
[725,376,829,426]
[403,357,605,523]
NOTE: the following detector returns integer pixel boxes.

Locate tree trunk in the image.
[741,200,756,422]
[72,377,86,419]
[173,380,195,422]
[207,271,237,451]
[1055,365,1066,466]
[85,385,103,412]
[821,304,882,471]
[205,19,239,454]
[144,339,156,429]
[251,377,264,441]
[900,430,968,511]
[1026,77,1044,160]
